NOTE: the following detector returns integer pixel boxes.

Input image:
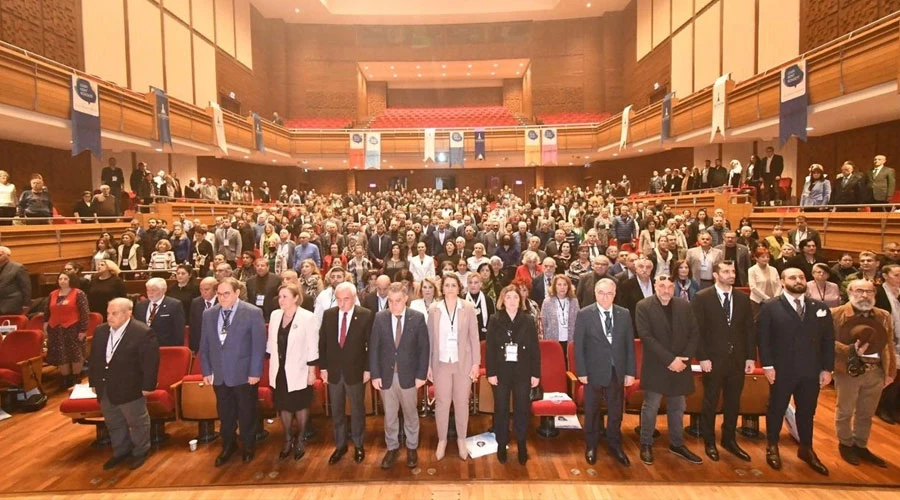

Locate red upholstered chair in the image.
[177,355,220,443]
[0,315,27,335]
[777,177,793,201]
[146,346,192,444]
[25,313,43,332]
[565,341,585,411]
[532,340,577,438]
[84,312,103,360]
[0,330,44,410]
[255,358,273,441]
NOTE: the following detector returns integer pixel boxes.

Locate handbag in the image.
[529,384,543,402]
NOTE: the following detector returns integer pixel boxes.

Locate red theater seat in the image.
[532,340,577,438]
[0,330,44,399]
[0,315,27,334]
[284,117,353,129]
[370,106,518,129]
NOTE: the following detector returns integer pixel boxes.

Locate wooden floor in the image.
[2,376,899,497]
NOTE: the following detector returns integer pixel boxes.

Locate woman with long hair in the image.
[541,275,578,364]
[410,276,440,315]
[86,260,126,320]
[45,272,90,389]
[170,225,192,264]
[673,259,699,301]
[800,164,832,210]
[384,243,408,282]
[298,259,324,300]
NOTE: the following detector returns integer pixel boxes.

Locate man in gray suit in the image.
[0,247,31,315]
[685,231,723,288]
[199,277,266,466]
[574,278,636,466]
[868,155,896,211]
[370,283,429,470]
[714,231,752,287]
[215,219,242,266]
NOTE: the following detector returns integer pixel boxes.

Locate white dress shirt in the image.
[106,319,131,363]
[438,300,462,364]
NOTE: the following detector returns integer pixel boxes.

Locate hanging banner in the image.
[365,132,381,169]
[660,92,673,144]
[449,131,464,168]
[252,112,265,153]
[524,128,541,166]
[619,105,633,150]
[541,128,558,166]
[349,132,365,168]
[424,128,436,162]
[710,73,730,141]
[779,60,808,147]
[210,101,228,154]
[70,75,101,159]
[152,87,173,149]
[474,128,486,160]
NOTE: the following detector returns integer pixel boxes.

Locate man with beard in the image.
[758,267,835,475]
[830,279,896,467]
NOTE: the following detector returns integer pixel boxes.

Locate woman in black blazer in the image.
[485,285,541,465]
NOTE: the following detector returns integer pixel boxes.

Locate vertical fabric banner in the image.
[424,128,436,162]
[70,75,101,159]
[252,112,265,153]
[210,101,228,154]
[710,73,730,141]
[779,60,808,147]
[365,132,381,169]
[619,105,633,150]
[524,128,541,165]
[474,128,486,160]
[660,92,673,144]
[541,128,558,166]
[349,132,365,168]
[152,87,173,149]
[449,131,464,168]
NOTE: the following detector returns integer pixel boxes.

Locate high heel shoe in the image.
[436,440,447,461]
[294,443,306,461]
[279,435,294,460]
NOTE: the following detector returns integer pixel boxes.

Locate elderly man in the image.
[531,258,557,305]
[293,232,322,269]
[0,246,31,315]
[831,279,896,467]
[363,275,392,313]
[868,155,896,210]
[214,263,248,301]
[134,278,185,347]
[189,277,219,353]
[714,231,752,287]
[576,255,614,308]
[274,230,296,275]
[686,231,724,288]
[615,257,655,333]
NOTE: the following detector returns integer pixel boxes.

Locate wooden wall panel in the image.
[585,148,695,193]
[386,88,503,108]
[800,0,899,52]
[798,119,900,188]
[0,0,82,70]
[0,138,93,215]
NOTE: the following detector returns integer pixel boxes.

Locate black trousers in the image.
[701,356,745,444]
[328,375,366,449]
[766,374,820,446]
[492,379,531,446]
[0,206,15,225]
[214,383,258,451]
[584,366,624,450]
[878,378,900,413]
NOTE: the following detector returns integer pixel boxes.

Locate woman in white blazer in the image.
[267,283,320,461]
[408,241,436,284]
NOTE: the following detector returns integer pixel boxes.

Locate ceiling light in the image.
[467,64,472,68]
[417,73,422,77]
[318,167,323,170]
[272,159,277,163]
[568,162,574,166]
[519,63,524,67]
[638,149,644,153]
[441,73,446,77]
[393,74,398,78]
[415,65,420,69]
[389,165,394,169]
[584,155,590,159]
[244,155,249,159]
[294,7,300,13]
[806,126,814,131]
[516,71,520,75]
[493,63,499,68]
[441,64,446,69]
[155,148,162,152]
[389,65,395,70]
[490,72,495,76]
[612,153,618,157]
[586,2,592,7]
[342,159,347,163]
[382,159,387,163]
[363,66,368,70]
[368,74,373,78]
[466,72,471,76]
[495,163,500,167]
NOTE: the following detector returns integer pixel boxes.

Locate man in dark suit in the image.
[615,257,654,332]
[88,298,159,471]
[370,283,429,469]
[576,256,614,308]
[787,216,822,250]
[714,232,752,287]
[100,157,125,200]
[830,161,867,210]
[189,277,218,353]
[868,155,896,210]
[0,247,31,315]
[320,282,373,465]
[530,258,557,305]
[362,275,391,313]
[758,267,835,475]
[635,275,702,466]
[757,146,784,204]
[692,262,756,462]
[245,258,280,322]
[199,278,266,466]
[368,222,392,269]
[134,278,186,347]
[574,278,636,466]
[429,219,456,256]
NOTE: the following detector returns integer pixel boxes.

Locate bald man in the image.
[363,275,392,313]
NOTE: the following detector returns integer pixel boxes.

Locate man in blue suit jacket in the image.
[199,277,266,466]
[134,278,185,347]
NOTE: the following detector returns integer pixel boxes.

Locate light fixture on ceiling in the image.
[653,82,660,90]
[441,73,446,77]
[586,2,592,7]
[467,64,472,68]
[568,162,574,166]
[389,165,394,169]
[155,148,162,152]
[490,72,495,76]
[244,155,249,159]
[519,62,524,67]
[389,65,395,70]
[493,63,499,68]
[638,149,644,153]
[318,166,324,170]
[516,71,520,75]
[368,74,373,78]
[393,73,398,78]
[382,159,387,163]
[417,73,422,77]
[612,153,618,157]
[294,7,300,13]
[806,126,814,131]
[495,163,500,167]
[515,180,523,185]
[272,159,277,163]
[363,66,368,70]
[415,65,420,69]
[466,72,471,76]
[342,159,347,163]
[441,64,446,69]
[584,155,590,159]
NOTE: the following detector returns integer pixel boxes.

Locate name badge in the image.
[700,261,710,272]
[111,176,118,182]
[256,294,265,306]
[505,344,518,362]
[447,325,458,343]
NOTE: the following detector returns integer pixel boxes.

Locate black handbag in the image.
[529,385,543,402]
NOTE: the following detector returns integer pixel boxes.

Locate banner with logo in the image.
[349,132,365,168]
[660,92,673,144]
[252,112,265,153]
[779,60,808,147]
[152,87,172,149]
[449,130,464,168]
[210,101,228,154]
[474,128,486,160]
[423,128,436,162]
[365,132,381,169]
[524,128,541,165]
[541,128,558,166]
[710,73,730,141]
[619,105,633,150]
[70,75,101,159]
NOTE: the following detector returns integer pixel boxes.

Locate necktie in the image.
[339,312,348,348]
[794,298,805,319]
[222,309,232,333]
[722,292,731,325]
[378,237,382,254]
[148,302,158,325]
[205,300,212,310]
[842,177,848,187]
[603,311,613,343]
[394,315,403,348]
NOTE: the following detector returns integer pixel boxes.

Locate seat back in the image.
[157,346,192,392]
[86,313,103,336]
[25,313,44,331]
[480,340,487,368]
[538,340,567,393]
[0,330,43,371]
[0,315,28,333]
[633,339,643,379]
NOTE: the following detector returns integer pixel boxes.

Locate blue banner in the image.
[449,131,464,168]
[779,61,808,147]
[252,112,265,153]
[474,128,485,160]
[660,92,672,144]
[152,87,172,149]
[71,75,101,159]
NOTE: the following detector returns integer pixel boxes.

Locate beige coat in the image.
[427,299,481,375]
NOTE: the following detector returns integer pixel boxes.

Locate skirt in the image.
[46,324,85,366]
[273,364,313,412]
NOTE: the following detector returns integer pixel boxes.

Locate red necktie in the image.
[339,312,348,348]
[148,302,158,325]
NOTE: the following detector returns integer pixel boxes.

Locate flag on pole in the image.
[660,92,673,144]
[474,128,486,160]
[151,87,173,150]
[252,112,265,153]
[710,73,730,141]
[424,128,436,162]
[449,131,464,168]
[541,128,557,166]
[619,105,633,150]
[70,75,101,159]
[779,60,808,147]
[365,132,381,169]
[524,128,541,166]
[349,132,364,168]
[210,101,228,154]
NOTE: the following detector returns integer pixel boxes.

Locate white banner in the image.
[210,101,228,154]
[424,128,436,162]
[619,105,633,150]
[711,73,730,141]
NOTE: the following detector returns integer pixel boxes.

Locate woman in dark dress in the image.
[267,284,319,460]
[45,272,91,390]
[167,264,199,315]
[86,260,127,320]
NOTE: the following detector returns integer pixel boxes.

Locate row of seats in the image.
[369,106,519,129]
[284,117,354,130]
[537,112,612,125]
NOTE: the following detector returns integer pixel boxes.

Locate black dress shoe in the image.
[517,442,528,465]
[497,446,508,464]
[329,446,348,465]
[609,447,630,466]
[765,445,782,470]
[585,448,597,465]
[854,446,887,468]
[242,450,254,464]
[381,449,399,469]
[876,408,896,425]
[279,436,294,460]
[705,443,720,462]
[354,447,365,464]
[721,440,751,462]
[215,444,237,467]
[669,445,703,465]
[798,447,829,476]
[128,452,148,470]
[103,454,130,470]
[640,445,654,465]
[839,444,860,465]
[406,448,418,468]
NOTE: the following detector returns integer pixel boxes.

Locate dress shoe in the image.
[722,440,751,462]
[328,446,348,465]
[458,439,468,461]
[242,450,254,464]
[215,443,237,467]
[294,444,306,461]
[854,446,887,468]
[435,440,447,461]
[517,441,528,465]
[585,448,597,465]
[406,448,418,468]
[609,447,630,466]
[640,445,654,465]
[765,445,782,470]
[704,443,719,462]
[497,445,508,464]
[876,408,896,425]
[669,445,703,465]
[381,449,399,469]
[103,454,130,470]
[279,436,294,460]
[839,444,860,465]
[354,447,365,464]
[128,452,148,470]
[798,447,829,476]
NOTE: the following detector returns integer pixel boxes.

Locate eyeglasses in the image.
[850,289,875,296]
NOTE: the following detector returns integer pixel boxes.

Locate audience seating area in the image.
[537,112,612,125]
[284,117,354,129]
[369,106,520,129]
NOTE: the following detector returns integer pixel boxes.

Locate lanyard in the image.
[556,297,568,325]
[108,329,125,362]
[444,300,458,329]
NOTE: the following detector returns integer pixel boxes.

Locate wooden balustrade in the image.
[0,222,131,278]
[747,211,900,256]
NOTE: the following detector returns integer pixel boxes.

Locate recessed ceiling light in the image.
[415,65,420,69]
[417,73,422,77]
[389,165,394,168]
[519,63,524,67]
[393,73,398,78]
[318,167,323,170]
[342,159,347,163]
[638,149,644,153]
[490,72,495,76]
[368,74,373,78]
[294,7,300,13]
[466,72,471,76]
[243,155,249,159]
[612,153,618,157]
[155,148,162,152]
[467,64,472,68]
[493,63,499,68]
[441,73,446,77]
[586,2,592,7]
[441,64,446,69]
[272,159,277,163]
[516,71,520,75]
[584,155,590,159]
[569,162,574,166]
[389,65,395,70]
[382,159,387,163]
[495,163,500,167]
[363,66,368,70]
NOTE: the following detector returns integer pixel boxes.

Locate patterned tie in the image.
[148,302,158,325]
[205,300,212,310]
[394,315,403,348]
[339,312,348,348]
[794,298,805,319]
[722,292,731,325]
[222,309,232,333]
[604,311,613,344]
